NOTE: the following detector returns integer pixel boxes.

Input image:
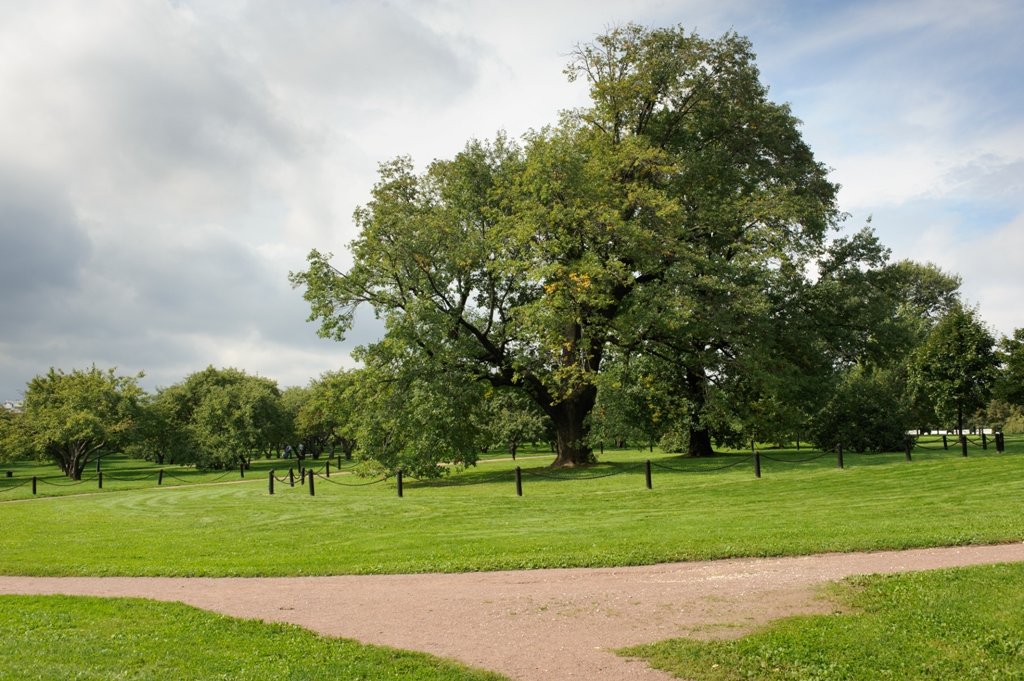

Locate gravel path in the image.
[2,543,1023,680]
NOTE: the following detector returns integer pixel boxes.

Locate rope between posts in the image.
[313,473,389,487]
[759,451,830,464]
[520,464,639,481]
[0,479,32,493]
[102,472,160,482]
[912,441,946,450]
[37,477,89,486]
[651,457,751,473]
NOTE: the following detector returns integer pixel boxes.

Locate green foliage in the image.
[349,350,485,478]
[622,563,1024,680]
[994,328,1024,407]
[294,370,360,460]
[122,392,193,465]
[911,305,999,431]
[984,400,1024,433]
[292,24,842,466]
[0,595,505,680]
[808,368,912,452]
[159,367,288,469]
[3,366,143,478]
[480,388,550,458]
[0,407,18,463]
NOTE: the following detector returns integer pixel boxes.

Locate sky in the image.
[1,0,1022,399]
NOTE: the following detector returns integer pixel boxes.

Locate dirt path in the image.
[2,543,1023,680]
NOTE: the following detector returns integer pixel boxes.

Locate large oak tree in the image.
[292,25,840,465]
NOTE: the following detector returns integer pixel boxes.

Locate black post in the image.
[645,459,652,489]
[982,432,988,450]
[326,460,331,477]
[515,466,522,497]
[397,469,404,498]
[960,434,968,457]
[337,455,342,468]
[754,450,761,479]
[240,463,245,478]
[300,467,306,484]
[289,468,295,487]
[905,438,912,462]
[32,476,37,495]
[308,469,315,496]
[942,434,948,450]
[269,470,275,495]
[96,456,101,472]
[158,469,164,485]
[98,471,103,489]
[997,432,1005,453]
[837,443,844,469]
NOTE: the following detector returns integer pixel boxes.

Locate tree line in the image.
[4,24,1023,479]
[0,314,1021,481]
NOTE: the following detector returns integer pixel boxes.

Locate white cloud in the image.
[0,0,1022,398]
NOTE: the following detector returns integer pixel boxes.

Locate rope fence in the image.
[651,457,751,473]
[2,434,1020,500]
[758,451,830,464]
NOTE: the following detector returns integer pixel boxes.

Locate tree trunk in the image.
[549,389,597,467]
[684,366,715,457]
[687,426,714,457]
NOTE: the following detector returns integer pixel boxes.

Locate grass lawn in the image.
[621,562,1024,680]
[0,437,1021,576]
[0,595,506,681]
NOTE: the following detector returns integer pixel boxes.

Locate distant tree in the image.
[347,351,484,478]
[911,305,999,435]
[0,405,21,464]
[290,370,361,461]
[123,392,194,465]
[994,328,1024,407]
[160,367,288,469]
[481,389,550,460]
[4,366,143,479]
[807,367,912,452]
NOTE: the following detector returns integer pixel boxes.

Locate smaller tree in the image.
[123,393,193,465]
[481,389,550,460]
[911,305,999,435]
[349,349,484,478]
[8,366,143,479]
[994,328,1024,408]
[295,370,360,461]
[159,367,288,469]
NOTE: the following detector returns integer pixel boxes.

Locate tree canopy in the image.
[911,304,999,434]
[2,366,142,478]
[157,366,287,469]
[291,24,844,466]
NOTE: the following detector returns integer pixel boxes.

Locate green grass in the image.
[0,437,1021,576]
[0,595,506,680]
[621,562,1024,680]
